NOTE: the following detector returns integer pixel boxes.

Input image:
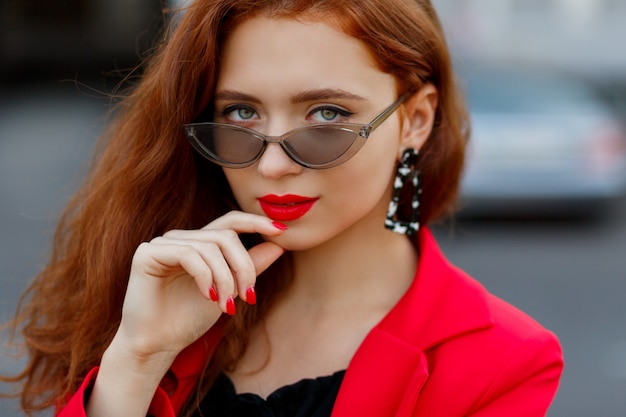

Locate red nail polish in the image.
[246,286,256,305]
[226,297,236,315]
[272,221,288,230]
[209,286,218,302]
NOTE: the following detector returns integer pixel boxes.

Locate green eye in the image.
[237,108,255,120]
[311,106,352,123]
[221,105,258,122]
[320,108,338,120]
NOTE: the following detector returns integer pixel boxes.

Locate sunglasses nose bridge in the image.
[254,135,305,175]
[259,132,302,165]
[259,133,302,163]
[262,134,285,145]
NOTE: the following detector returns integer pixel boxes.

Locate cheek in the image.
[351,134,400,206]
[222,169,253,210]
[324,142,398,216]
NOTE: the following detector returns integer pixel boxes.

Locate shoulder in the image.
[420,285,563,415]
[434,286,562,379]
[419,228,562,379]
[450,270,561,357]
[410,227,560,351]
[410,261,563,386]
[401,228,563,414]
[387,228,561,354]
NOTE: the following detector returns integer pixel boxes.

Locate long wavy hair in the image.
[1,0,468,414]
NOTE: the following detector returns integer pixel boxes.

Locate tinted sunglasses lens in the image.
[189,125,264,165]
[284,126,358,166]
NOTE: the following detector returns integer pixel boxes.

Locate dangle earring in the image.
[385,148,421,236]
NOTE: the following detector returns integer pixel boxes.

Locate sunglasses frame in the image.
[184,92,411,169]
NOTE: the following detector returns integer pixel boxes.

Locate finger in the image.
[240,242,286,304]
[200,211,288,237]
[155,231,252,291]
[191,240,285,307]
[161,218,286,252]
[151,236,238,313]
[133,242,216,302]
[249,242,286,275]
[154,237,285,307]
[199,242,238,314]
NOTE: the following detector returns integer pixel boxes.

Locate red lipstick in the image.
[258,194,319,221]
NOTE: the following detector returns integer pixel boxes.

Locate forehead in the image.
[216,16,395,100]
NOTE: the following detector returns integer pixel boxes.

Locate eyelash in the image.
[311,106,354,121]
[221,105,256,121]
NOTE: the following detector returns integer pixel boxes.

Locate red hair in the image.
[1,0,468,414]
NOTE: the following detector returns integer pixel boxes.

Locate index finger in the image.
[203,211,286,237]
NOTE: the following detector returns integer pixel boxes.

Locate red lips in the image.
[258,194,319,221]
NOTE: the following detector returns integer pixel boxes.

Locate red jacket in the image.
[59,228,563,416]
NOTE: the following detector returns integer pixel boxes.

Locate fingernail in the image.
[272,221,288,230]
[226,297,236,315]
[246,286,256,305]
[209,286,218,302]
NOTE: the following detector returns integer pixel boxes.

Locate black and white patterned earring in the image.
[385,148,421,236]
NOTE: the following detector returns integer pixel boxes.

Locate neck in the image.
[287,215,418,315]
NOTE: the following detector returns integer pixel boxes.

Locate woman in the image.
[2,0,563,416]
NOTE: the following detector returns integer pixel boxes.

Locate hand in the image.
[111,211,286,361]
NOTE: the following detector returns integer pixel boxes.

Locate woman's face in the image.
[215,16,407,250]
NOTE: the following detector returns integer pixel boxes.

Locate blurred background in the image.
[1,0,625,415]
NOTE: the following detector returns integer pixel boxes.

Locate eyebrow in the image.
[213,88,366,104]
[290,88,366,104]
[213,90,261,103]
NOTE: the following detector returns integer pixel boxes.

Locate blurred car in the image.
[458,66,626,218]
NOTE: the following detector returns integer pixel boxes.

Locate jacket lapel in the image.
[331,327,429,416]
[332,228,494,417]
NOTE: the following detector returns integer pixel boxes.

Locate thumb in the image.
[249,242,286,275]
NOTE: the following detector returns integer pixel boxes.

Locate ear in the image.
[398,84,438,158]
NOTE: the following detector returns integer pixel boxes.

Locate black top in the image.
[196,370,346,417]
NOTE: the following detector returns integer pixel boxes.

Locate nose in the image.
[256,142,304,179]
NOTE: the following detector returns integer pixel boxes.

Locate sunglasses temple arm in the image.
[366,92,412,134]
